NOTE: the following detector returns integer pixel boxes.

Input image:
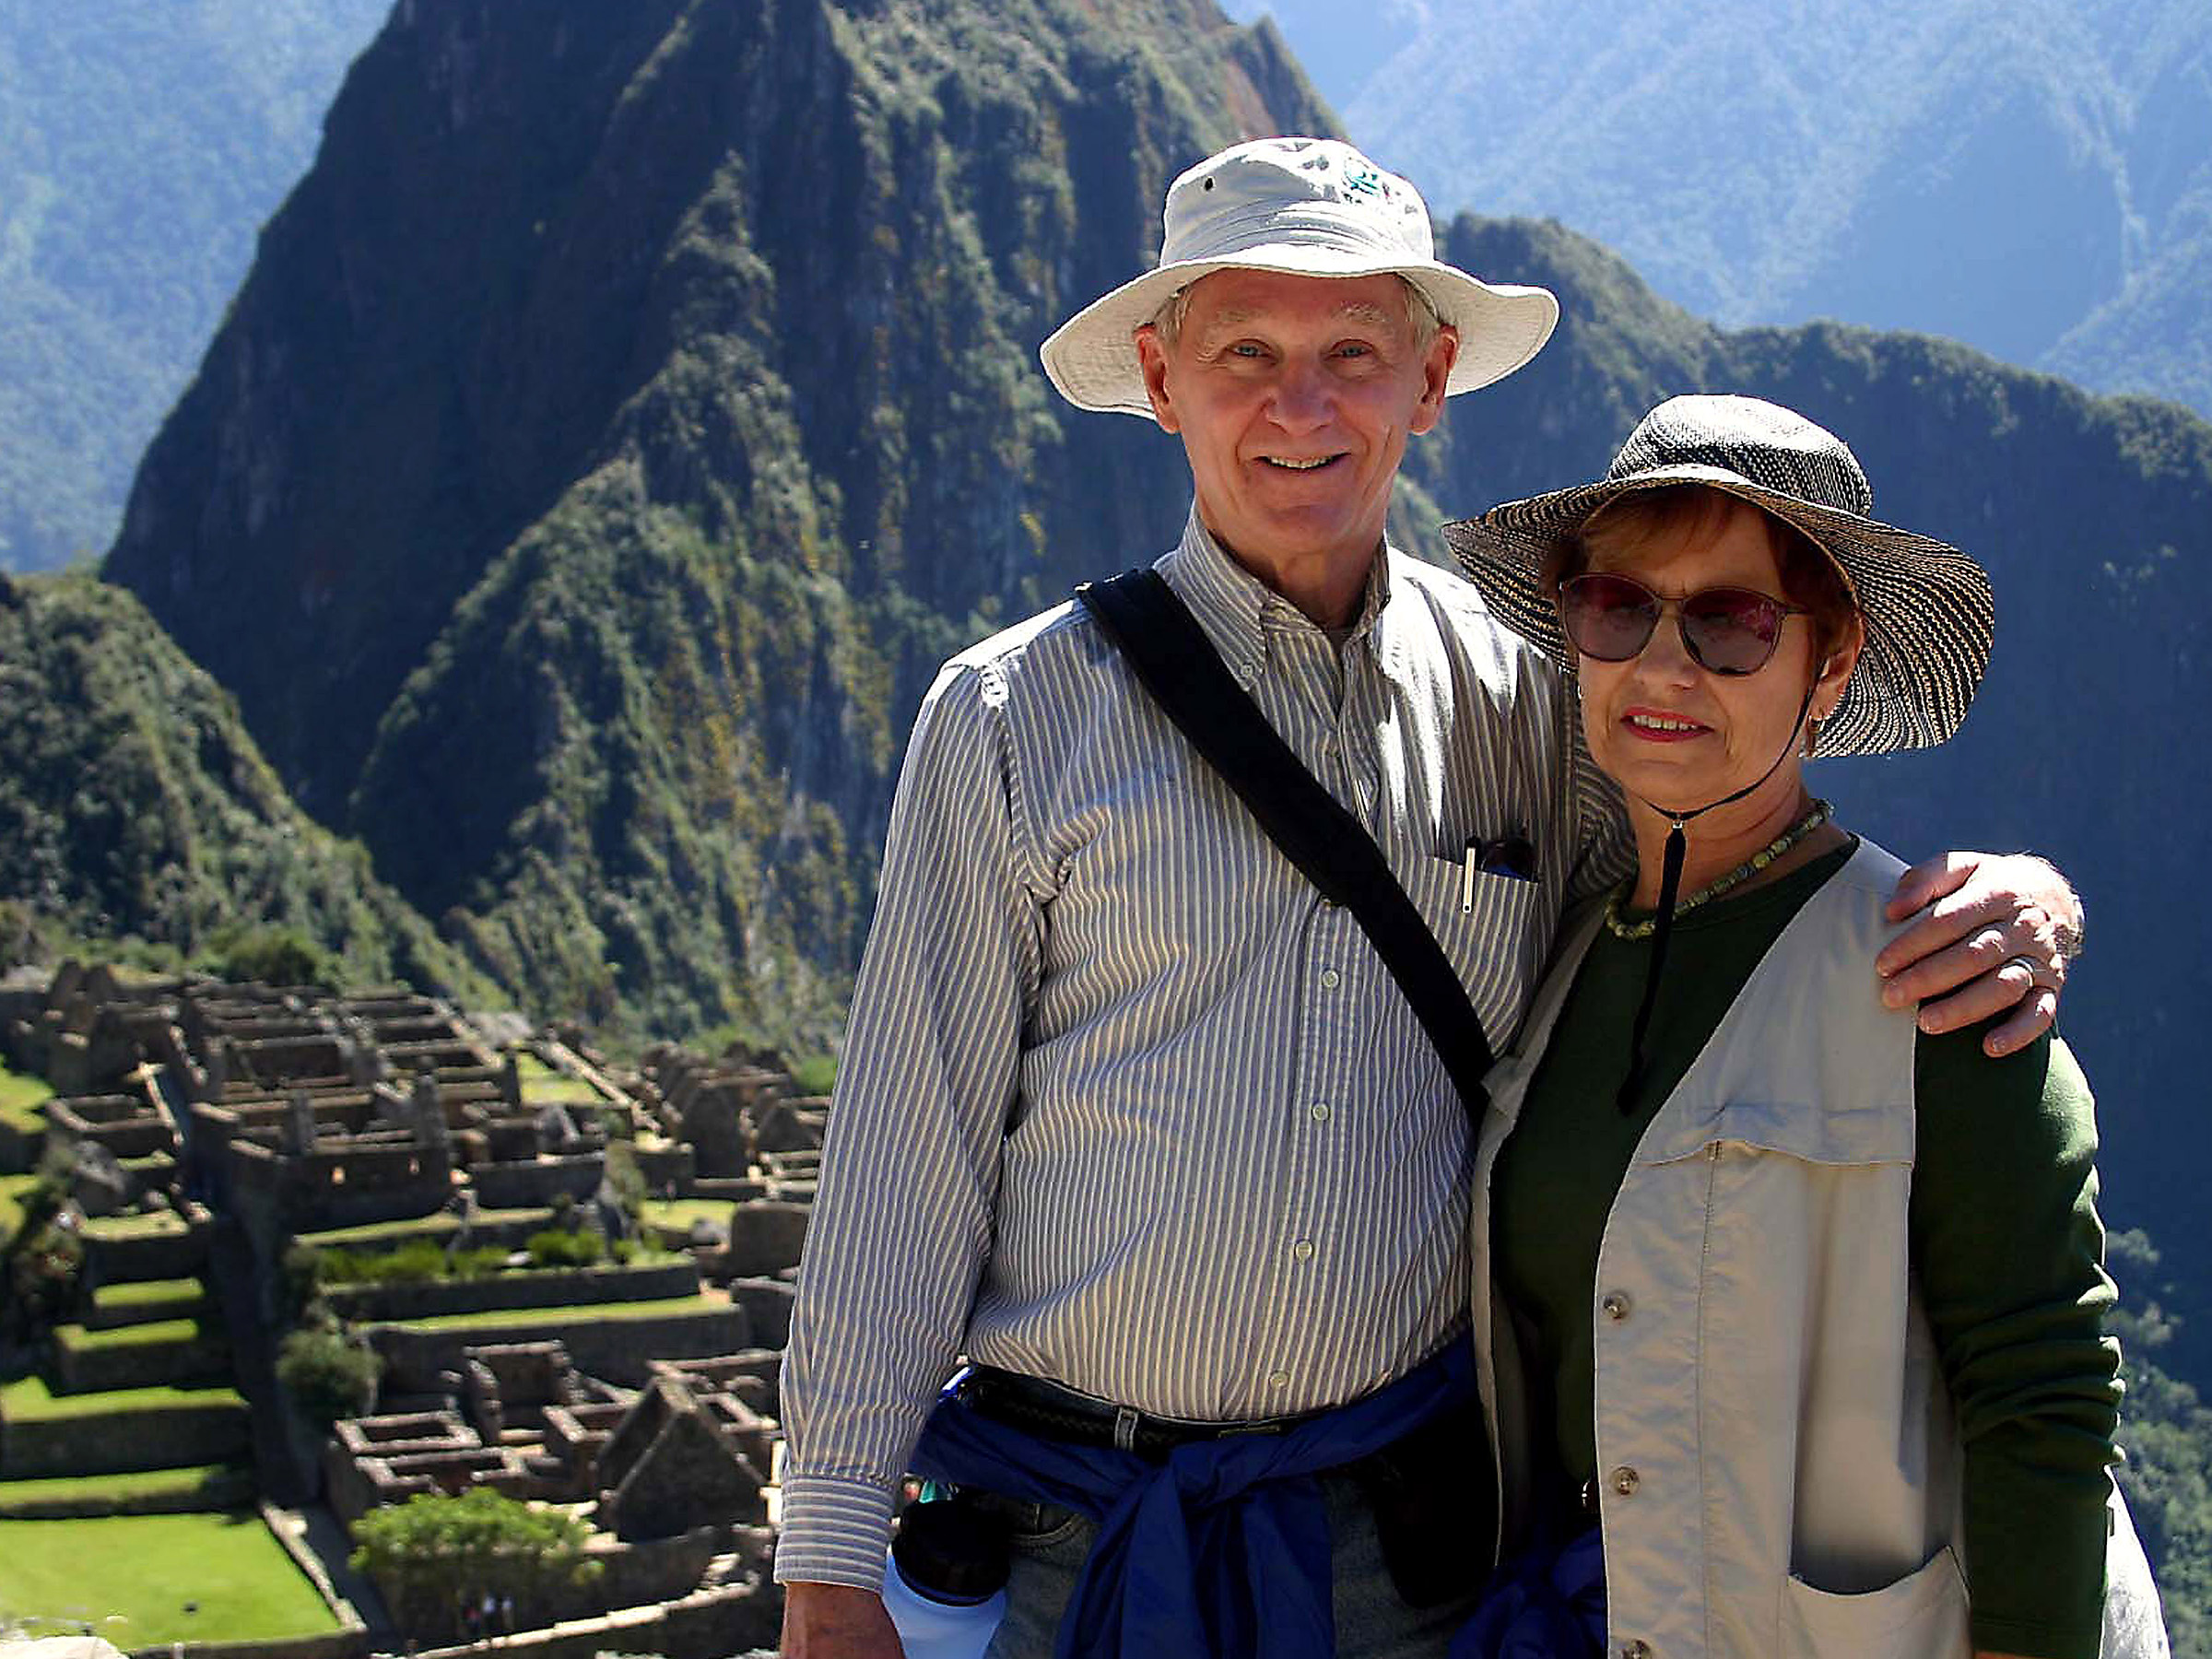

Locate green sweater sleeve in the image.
[1911,1027,2121,1659]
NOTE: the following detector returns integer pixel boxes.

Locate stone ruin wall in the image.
[2,959,830,1653]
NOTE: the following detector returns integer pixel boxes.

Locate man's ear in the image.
[1406,324,1459,437]
[1135,324,1180,434]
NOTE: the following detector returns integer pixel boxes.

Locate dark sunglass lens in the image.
[1681,587,1785,674]
[1561,575,1657,661]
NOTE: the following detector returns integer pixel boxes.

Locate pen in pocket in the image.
[1462,834,1537,911]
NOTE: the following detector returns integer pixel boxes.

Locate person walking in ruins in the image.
[774,137,2085,1659]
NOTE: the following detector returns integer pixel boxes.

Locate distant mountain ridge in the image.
[1228,0,2212,421]
[105,0,1333,1046]
[0,0,389,571]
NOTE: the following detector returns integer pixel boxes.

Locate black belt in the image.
[958,1365,1325,1461]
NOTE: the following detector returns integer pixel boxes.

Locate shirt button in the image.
[1319,968,1341,989]
[1265,1369,1290,1391]
[1610,1465,1641,1497]
[1601,1290,1631,1321]
[1291,1239,1316,1262]
[1309,1102,1332,1124]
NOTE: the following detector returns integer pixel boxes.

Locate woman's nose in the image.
[1631,609,1700,683]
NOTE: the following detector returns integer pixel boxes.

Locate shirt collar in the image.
[1156,504,1401,673]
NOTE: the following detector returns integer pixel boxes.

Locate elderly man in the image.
[776,137,2078,1659]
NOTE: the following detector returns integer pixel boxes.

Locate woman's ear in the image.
[1812,613,1865,723]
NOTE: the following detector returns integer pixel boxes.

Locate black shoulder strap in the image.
[1076,568,1493,1120]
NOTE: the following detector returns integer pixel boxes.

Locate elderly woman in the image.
[1441,395,2165,1659]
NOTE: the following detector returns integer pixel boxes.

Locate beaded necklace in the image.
[1603,798,1833,941]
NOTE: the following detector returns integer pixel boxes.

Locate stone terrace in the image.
[0,959,837,1651]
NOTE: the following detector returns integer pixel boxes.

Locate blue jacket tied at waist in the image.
[909,1342,1476,1659]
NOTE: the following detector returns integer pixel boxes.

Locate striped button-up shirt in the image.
[775,509,1631,1587]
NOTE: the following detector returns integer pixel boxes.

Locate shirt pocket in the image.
[1395,853,1547,1057]
[1779,1545,1971,1659]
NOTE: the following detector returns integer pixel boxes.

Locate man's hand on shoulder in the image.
[1877,852,2083,1057]
[781,1581,905,1659]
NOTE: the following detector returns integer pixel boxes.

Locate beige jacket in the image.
[1470,838,2168,1659]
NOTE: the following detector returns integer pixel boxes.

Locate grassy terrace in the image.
[0,1057,53,1132]
[0,1373,241,1423]
[372,1290,724,1334]
[59,1316,211,1352]
[641,1196,736,1232]
[91,1277,204,1313]
[1,1171,39,1236]
[513,1051,605,1105]
[0,1511,340,1644]
[295,1206,553,1249]
[0,1464,253,1517]
[81,1207,191,1241]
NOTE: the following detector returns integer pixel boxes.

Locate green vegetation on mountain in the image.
[0,571,490,999]
[107,0,1330,1050]
[2110,1231,2212,1655]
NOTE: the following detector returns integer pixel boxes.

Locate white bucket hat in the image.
[1040,136,1560,416]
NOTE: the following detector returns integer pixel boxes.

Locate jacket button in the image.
[1610,1465,1640,1496]
[1601,1290,1630,1320]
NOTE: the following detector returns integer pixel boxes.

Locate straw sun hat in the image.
[1441,394,1994,758]
[1040,136,1559,416]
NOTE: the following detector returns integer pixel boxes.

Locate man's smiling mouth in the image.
[1261,454,1341,470]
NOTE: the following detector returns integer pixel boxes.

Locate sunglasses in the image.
[1558,572,1808,676]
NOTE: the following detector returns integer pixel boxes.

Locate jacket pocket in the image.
[1779,1546,1971,1659]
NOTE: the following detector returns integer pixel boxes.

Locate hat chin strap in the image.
[1616,681,1819,1114]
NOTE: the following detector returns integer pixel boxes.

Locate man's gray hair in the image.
[1147,274,1444,354]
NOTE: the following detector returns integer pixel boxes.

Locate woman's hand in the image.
[1877,852,2083,1056]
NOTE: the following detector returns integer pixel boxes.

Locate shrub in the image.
[210,925,334,989]
[376,1240,449,1283]
[450,1245,511,1278]
[307,1238,461,1286]
[524,1229,604,1270]
[348,1487,600,1639]
[276,1324,380,1425]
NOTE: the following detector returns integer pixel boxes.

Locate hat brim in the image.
[1441,464,1994,759]
[1040,249,1559,416]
